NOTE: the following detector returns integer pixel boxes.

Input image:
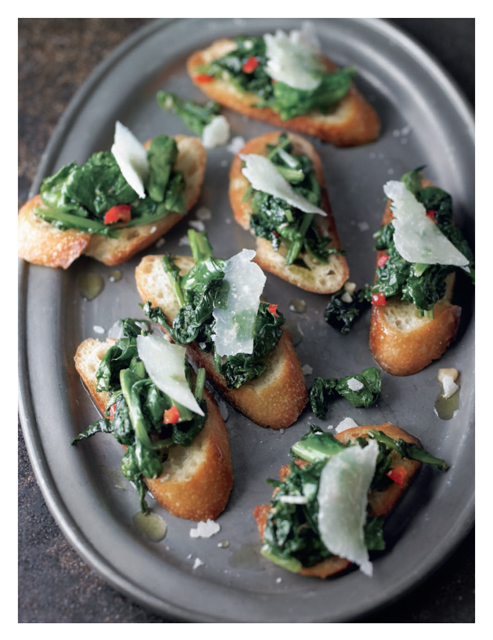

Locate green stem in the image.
[161,256,185,307]
[285,213,314,265]
[194,368,206,402]
[188,229,214,263]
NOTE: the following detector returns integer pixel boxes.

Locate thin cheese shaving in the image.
[212,249,266,356]
[111,121,149,199]
[241,154,326,216]
[383,181,469,267]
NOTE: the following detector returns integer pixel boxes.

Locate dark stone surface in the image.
[18,18,474,623]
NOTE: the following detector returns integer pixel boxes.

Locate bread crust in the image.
[369,180,462,376]
[18,135,206,269]
[74,337,233,521]
[229,131,349,293]
[254,423,422,578]
[187,39,380,147]
[135,254,308,429]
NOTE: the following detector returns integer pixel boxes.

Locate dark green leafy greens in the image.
[371,167,474,318]
[324,284,372,334]
[309,367,382,419]
[142,230,285,389]
[34,134,185,236]
[243,133,344,267]
[197,35,355,120]
[71,318,207,512]
[156,90,221,135]
[260,425,448,571]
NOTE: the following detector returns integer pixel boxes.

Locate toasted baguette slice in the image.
[229,132,349,293]
[187,39,380,147]
[74,337,233,521]
[369,180,462,376]
[254,423,422,579]
[18,135,206,269]
[135,254,308,429]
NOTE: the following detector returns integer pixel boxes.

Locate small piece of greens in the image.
[372,167,474,316]
[243,133,343,267]
[157,90,221,135]
[324,284,372,335]
[309,367,382,420]
[71,318,207,512]
[34,134,185,236]
[198,35,354,120]
[260,425,447,570]
[142,230,284,389]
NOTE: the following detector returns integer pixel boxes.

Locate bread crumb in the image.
[190,519,220,538]
[438,368,459,383]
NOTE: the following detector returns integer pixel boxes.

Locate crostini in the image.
[187,23,380,147]
[18,122,206,268]
[254,423,447,578]
[73,318,233,520]
[135,230,308,429]
[368,168,474,376]
[229,131,349,293]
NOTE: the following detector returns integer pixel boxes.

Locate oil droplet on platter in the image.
[109,269,123,282]
[434,389,460,420]
[284,318,303,346]
[133,511,168,542]
[228,543,263,571]
[289,298,307,314]
[79,273,104,301]
[218,540,230,549]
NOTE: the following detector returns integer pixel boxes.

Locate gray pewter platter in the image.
[18,18,474,623]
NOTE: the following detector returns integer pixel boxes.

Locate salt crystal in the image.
[189,219,206,232]
[192,558,204,569]
[227,136,246,154]
[178,235,190,246]
[358,221,370,232]
[302,364,313,375]
[196,206,212,221]
[93,325,105,334]
[347,377,364,392]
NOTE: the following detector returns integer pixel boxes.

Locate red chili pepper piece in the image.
[268,304,278,317]
[372,292,386,306]
[163,405,180,424]
[242,56,259,73]
[426,210,436,219]
[377,253,389,267]
[104,204,131,225]
[194,74,214,83]
[108,403,117,421]
[386,465,407,486]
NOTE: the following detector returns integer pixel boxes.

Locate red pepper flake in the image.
[371,292,386,306]
[108,403,117,421]
[104,204,131,225]
[377,253,389,267]
[268,304,278,317]
[426,210,436,219]
[163,405,180,424]
[194,74,214,83]
[386,465,407,486]
[242,56,259,73]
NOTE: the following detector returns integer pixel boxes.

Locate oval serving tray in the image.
[19,18,474,622]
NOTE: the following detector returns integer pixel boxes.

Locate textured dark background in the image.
[18,18,475,623]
